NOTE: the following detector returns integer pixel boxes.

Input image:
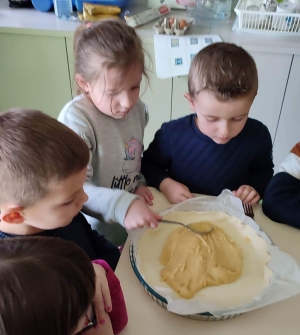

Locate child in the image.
[262,142,300,229]
[142,42,274,205]
[58,20,160,247]
[0,109,128,334]
[0,236,127,335]
[0,108,119,270]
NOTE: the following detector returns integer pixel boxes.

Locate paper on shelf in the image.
[154,34,222,79]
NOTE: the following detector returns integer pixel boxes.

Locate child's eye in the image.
[106,89,119,96]
[107,92,116,96]
[132,85,140,90]
[232,117,244,122]
[63,199,74,206]
[206,118,217,122]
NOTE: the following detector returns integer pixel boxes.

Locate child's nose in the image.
[76,189,88,207]
[219,122,230,136]
[120,93,132,108]
[82,191,88,203]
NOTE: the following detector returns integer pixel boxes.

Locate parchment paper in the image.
[130,190,300,316]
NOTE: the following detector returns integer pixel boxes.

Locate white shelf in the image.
[1,0,300,54]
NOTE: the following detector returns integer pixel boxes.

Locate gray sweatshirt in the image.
[58,95,148,245]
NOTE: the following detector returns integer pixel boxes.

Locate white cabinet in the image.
[142,41,172,149]
[248,52,292,142]
[171,52,292,144]
[172,75,190,120]
[272,55,300,171]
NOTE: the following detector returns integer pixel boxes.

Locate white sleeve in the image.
[83,182,138,225]
[279,152,300,180]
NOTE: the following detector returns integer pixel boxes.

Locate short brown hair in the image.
[0,236,95,335]
[188,42,258,100]
[73,20,150,93]
[0,109,89,207]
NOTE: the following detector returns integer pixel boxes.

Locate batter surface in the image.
[137,211,272,307]
[160,223,243,298]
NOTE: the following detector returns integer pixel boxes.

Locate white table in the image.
[116,188,300,335]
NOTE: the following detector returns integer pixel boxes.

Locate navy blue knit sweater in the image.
[0,212,120,270]
[142,115,274,198]
[263,172,300,229]
[262,142,300,229]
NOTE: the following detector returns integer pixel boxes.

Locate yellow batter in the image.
[160,223,243,299]
[137,211,271,309]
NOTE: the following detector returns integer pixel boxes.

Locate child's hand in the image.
[124,199,161,230]
[93,264,112,325]
[159,178,194,204]
[134,185,154,206]
[232,185,260,204]
[86,313,113,335]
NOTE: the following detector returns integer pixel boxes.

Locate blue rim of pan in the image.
[129,243,241,321]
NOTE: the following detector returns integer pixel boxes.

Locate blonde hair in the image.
[73,20,150,94]
[0,109,89,207]
[188,42,258,100]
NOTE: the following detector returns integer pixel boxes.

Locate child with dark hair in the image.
[0,236,127,335]
[142,42,274,205]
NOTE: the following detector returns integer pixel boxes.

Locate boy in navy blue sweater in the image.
[142,42,274,205]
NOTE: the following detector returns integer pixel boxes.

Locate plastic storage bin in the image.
[188,0,232,20]
[31,0,53,11]
[75,0,129,12]
[31,0,76,12]
[234,0,300,35]
[53,0,73,19]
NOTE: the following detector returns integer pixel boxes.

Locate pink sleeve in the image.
[92,260,128,334]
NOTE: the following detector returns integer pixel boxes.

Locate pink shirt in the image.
[92,260,128,334]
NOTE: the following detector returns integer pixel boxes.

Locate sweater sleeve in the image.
[92,260,128,334]
[82,221,120,271]
[59,108,138,225]
[141,123,172,190]
[248,125,274,198]
[83,183,138,225]
[262,172,300,229]
[279,151,300,179]
[136,172,147,187]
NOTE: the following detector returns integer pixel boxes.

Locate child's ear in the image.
[75,74,89,94]
[184,93,196,112]
[1,206,25,224]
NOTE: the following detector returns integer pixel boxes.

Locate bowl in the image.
[129,243,241,321]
